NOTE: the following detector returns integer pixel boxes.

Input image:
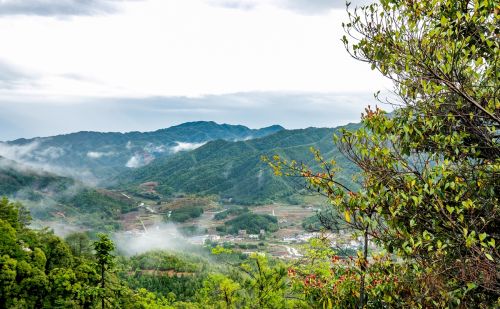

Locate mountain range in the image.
[0,121,361,225]
[115,123,361,204]
[1,121,284,183]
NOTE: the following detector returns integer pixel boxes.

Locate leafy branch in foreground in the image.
[265,0,499,306]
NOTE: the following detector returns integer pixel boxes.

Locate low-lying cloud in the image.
[87,151,115,159]
[38,146,65,160]
[0,140,99,185]
[0,140,41,160]
[125,155,142,168]
[171,142,206,154]
[113,223,193,256]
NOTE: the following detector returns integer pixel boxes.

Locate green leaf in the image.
[440,16,448,27]
[344,210,351,223]
[479,233,487,242]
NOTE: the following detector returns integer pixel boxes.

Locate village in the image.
[116,196,371,259]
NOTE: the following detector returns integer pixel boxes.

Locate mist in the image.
[113,223,201,256]
[0,140,100,185]
[171,142,206,154]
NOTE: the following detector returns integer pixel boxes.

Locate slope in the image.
[0,156,137,230]
[1,121,284,183]
[117,123,361,204]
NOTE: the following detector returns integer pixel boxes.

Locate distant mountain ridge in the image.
[0,120,363,205]
[116,122,362,204]
[1,121,285,182]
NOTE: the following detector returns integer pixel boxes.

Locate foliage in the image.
[0,157,74,198]
[178,225,208,236]
[129,251,205,273]
[0,156,139,230]
[222,213,278,235]
[5,122,283,182]
[197,273,242,308]
[1,0,499,307]
[265,0,499,306]
[213,206,249,220]
[168,205,204,223]
[121,251,208,302]
[301,208,345,233]
[301,215,323,232]
[65,232,93,258]
[61,188,136,217]
[204,250,303,308]
[0,197,181,308]
[238,252,293,308]
[287,237,403,308]
[118,126,360,205]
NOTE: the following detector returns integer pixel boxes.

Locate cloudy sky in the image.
[0,0,389,140]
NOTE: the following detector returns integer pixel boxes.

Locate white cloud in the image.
[0,140,64,161]
[0,0,139,17]
[144,143,168,153]
[86,151,115,159]
[171,142,206,154]
[113,223,192,256]
[125,155,142,168]
[0,0,391,141]
[209,0,375,14]
[0,140,41,160]
[0,141,99,184]
[37,146,65,160]
[0,0,388,100]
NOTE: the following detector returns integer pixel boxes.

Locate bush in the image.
[168,206,204,223]
[224,213,278,234]
[213,207,249,220]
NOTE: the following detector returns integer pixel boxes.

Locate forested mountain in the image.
[0,156,136,230]
[0,156,75,199]
[1,122,284,183]
[116,123,361,204]
[0,120,362,225]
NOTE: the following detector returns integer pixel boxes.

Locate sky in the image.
[0,0,390,141]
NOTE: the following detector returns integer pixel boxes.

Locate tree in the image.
[42,233,74,272]
[341,0,499,304]
[239,253,291,309]
[198,273,241,308]
[0,220,19,258]
[66,232,92,258]
[0,197,20,230]
[266,0,499,306]
[93,233,115,309]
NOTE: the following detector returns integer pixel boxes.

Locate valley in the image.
[1,1,496,305]
[0,121,362,260]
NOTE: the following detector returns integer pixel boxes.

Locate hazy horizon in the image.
[1,91,389,141]
[0,0,388,140]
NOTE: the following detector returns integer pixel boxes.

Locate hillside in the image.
[0,156,137,230]
[0,156,75,199]
[1,121,284,183]
[116,123,361,204]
